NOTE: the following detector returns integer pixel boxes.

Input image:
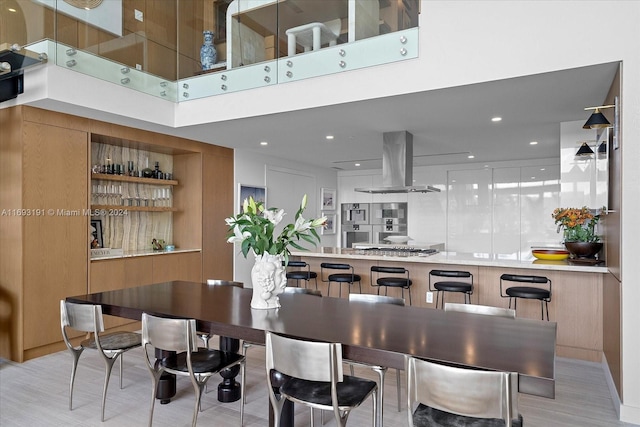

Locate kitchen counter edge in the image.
[291,248,607,273]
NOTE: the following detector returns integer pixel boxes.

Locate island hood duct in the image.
[355,131,441,194]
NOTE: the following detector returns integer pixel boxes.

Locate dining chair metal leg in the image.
[68,346,83,410]
[100,355,118,421]
[371,365,386,427]
[395,369,401,411]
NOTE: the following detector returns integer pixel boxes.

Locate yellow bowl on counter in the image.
[531,249,570,261]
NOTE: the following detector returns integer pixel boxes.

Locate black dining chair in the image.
[141,312,246,427]
[265,331,378,427]
[320,262,362,297]
[405,355,522,427]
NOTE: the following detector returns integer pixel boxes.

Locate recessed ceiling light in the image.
[260,141,268,146]
[531,176,536,180]
[325,135,334,140]
[468,155,475,159]
[355,163,361,167]
[529,141,538,145]
[540,168,546,171]
[8,8,17,12]
[491,117,502,122]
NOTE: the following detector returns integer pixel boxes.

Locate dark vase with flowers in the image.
[552,207,604,259]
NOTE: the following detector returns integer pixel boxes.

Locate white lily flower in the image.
[225,217,236,226]
[264,208,285,225]
[311,216,327,228]
[293,215,312,233]
[226,225,251,243]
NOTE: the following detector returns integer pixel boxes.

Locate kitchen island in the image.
[290,247,607,362]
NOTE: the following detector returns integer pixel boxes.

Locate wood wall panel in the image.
[202,153,234,281]
[152,252,202,283]
[22,122,88,350]
[145,0,178,50]
[90,257,154,329]
[173,153,202,250]
[123,0,147,35]
[0,107,25,361]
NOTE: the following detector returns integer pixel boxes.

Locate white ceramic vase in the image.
[250,253,286,309]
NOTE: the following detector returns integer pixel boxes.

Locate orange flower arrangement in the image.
[552,207,601,242]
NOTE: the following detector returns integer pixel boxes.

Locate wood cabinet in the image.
[0,106,234,362]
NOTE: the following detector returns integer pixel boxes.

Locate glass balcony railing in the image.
[2,0,420,103]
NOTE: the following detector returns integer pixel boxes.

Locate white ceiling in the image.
[173,61,619,171]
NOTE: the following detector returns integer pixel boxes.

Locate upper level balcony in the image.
[1,0,420,104]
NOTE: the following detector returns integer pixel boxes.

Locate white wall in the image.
[232,149,338,285]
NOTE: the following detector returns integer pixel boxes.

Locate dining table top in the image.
[67,280,557,398]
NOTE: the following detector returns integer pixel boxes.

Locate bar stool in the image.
[500,273,552,320]
[428,269,473,309]
[321,262,362,297]
[370,266,413,305]
[282,260,318,289]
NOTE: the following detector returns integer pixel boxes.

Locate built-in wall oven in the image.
[341,203,371,247]
[371,202,408,244]
[341,203,370,225]
[342,224,372,248]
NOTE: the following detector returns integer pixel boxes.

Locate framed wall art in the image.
[238,184,266,213]
[321,213,336,235]
[321,188,336,211]
[90,219,103,249]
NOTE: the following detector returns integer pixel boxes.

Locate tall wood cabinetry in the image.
[0,106,234,362]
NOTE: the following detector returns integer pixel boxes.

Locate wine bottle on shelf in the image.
[154,161,163,179]
[142,158,153,178]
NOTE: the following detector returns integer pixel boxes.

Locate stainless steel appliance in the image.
[342,224,372,248]
[341,203,370,225]
[371,202,407,244]
[353,246,438,257]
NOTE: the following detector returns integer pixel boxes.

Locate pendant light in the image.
[583,104,614,129]
[575,142,594,157]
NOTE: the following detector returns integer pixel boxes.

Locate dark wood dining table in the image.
[67,281,556,423]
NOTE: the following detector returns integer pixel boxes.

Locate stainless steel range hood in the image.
[355,131,440,194]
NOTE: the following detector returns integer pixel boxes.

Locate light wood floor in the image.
[0,344,634,427]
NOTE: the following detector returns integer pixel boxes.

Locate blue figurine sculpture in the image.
[200,30,217,71]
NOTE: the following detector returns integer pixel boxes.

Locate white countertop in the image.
[291,247,608,273]
[90,248,201,261]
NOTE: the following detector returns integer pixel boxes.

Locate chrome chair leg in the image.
[100,354,119,421]
[68,346,83,410]
[119,353,124,389]
[395,368,401,411]
[371,366,386,427]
